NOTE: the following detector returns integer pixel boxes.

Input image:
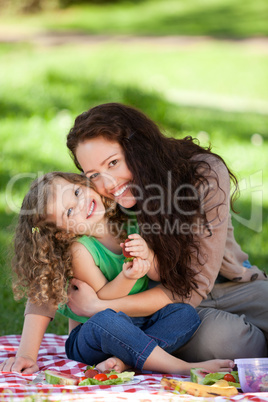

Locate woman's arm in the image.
[0,314,50,373]
[67,278,174,318]
[71,242,140,299]
[181,155,231,307]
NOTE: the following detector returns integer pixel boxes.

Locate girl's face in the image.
[76,137,136,208]
[47,177,106,236]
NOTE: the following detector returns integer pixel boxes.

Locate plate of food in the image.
[44,367,138,387]
[190,368,240,388]
[161,368,240,397]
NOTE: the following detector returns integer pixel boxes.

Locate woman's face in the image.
[46,177,106,236]
[76,137,136,208]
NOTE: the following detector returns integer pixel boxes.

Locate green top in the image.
[58,216,148,323]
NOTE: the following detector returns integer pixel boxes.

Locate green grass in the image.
[0,36,267,336]
[1,0,268,38]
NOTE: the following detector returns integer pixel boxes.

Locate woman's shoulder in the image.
[192,152,230,180]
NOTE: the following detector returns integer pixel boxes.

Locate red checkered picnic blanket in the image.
[1,333,268,401]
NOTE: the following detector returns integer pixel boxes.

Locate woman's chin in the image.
[116,196,137,209]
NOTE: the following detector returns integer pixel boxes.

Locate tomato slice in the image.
[223,373,236,383]
[109,374,118,379]
[79,376,87,383]
[93,373,108,381]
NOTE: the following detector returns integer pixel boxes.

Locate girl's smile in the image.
[47,177,106,236]
[87,199,96,219]
[76,137,136,208]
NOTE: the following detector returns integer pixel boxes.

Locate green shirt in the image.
[58,219,148,323]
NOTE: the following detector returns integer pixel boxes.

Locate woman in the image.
[64,102,268,360]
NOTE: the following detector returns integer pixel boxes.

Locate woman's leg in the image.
[173,281,268,361]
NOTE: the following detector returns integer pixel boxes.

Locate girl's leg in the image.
[142,345,234,375]
[66,305,199,371]
[134,303,200,354]
[65,309,158,369]
[66,308,233,375]
[96,357,130,373]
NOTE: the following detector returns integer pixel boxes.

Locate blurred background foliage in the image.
[0,0,267,335]
[1,0,268,37]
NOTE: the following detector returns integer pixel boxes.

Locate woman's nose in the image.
[100,173,117,191]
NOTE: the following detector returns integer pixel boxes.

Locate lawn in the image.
[0,3,267,336]
[1,0,268,38]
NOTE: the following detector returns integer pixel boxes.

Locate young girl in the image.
[0,171,234,375]
[63,102,268,361]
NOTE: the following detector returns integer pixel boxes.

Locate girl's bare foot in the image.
[96,356,130,373]
[199,359,234,373]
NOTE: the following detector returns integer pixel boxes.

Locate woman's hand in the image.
[122,258,150,280]
[67,278,102,317]
[120,234,154,262]
[0,356,39,374]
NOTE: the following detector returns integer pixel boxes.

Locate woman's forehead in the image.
[76,137,123,170]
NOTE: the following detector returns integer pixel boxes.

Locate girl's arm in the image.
[71,242,142,299]
[67,278,173,318]
[0,314,50,373]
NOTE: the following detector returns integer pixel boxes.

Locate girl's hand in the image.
[0,356,39,374]
[120,234,154,262]
[123,258,150,280]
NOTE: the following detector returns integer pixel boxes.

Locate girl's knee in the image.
[174,303,200,324]
[88,308,116,327]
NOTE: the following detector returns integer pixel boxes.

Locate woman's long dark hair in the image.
[67,103,238,299]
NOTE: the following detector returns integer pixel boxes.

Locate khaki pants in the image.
[173,280,268,361]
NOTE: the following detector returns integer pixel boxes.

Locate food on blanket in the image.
[224,373,236,383]
[109,374,119,379]
[243,373,268,392]
[44,370,79,385]
[190,368,211,383]
[235,357,268,393]
[190,368,240,387]
[78,370,135,386]
[122,239,135,262]
[161,377,238,397]
[93,373,108,381]
[44,368,134,387]
[84,368,99,378]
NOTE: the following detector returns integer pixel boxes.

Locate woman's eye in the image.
[109,159,118,167]
[89,173,99,180]
[67,208,73,217]
[75,187,80,196]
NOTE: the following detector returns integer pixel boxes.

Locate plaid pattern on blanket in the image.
[1,334,268,401]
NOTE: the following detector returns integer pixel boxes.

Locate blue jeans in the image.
[65,303,200,370]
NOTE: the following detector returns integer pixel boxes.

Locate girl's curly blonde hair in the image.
[12,172,127,308]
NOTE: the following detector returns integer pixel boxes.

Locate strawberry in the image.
[122,239,134,263]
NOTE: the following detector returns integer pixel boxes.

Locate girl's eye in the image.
[75,187,80,196]
[109,159,118,167]
[89,172,99,180]
[67,208,73,217]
